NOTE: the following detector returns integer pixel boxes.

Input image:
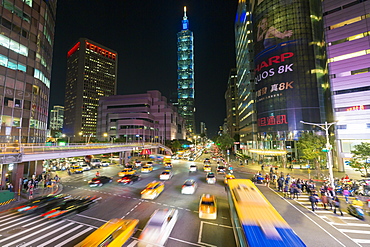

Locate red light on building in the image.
[67,42,80,58]
[85,42,116,60]
[346,105,365,111]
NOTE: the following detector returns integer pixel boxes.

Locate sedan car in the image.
[164,162,173,169]
[224,174,236,184]
[135,160,142,168]
[141,181,164,200]
[141,165,153,173]
[199,194,217,220]
[81,164,91,171]
[203,165,211,172]
[70,165,83,174]
[101,160,111,167]
[216,165,226,174]
[181,179,198,194]
[88,176,113,187]
[206,172,216,184]
[118,168,136,177]
[159,170,173,180]
[41,196,99,219]
[117,174,141,185]
[189,165,197,173]
[15,194,68,213]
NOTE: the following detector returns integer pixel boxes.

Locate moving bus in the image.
[226,179,305,247]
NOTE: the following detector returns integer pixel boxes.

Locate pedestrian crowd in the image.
[19,173,60,199]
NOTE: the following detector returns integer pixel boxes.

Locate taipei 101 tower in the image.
[177,6,195,134]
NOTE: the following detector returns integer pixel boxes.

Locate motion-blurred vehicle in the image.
[188,156,194,161]
[118,168,136,176]
[164,162,173,169]
[70,165,83,174]
[160,170,173,180]
[75,218,139,247]
[224,174,236,184]
[101,160,111,167]
[15,194,68,213]
[141,165,153,173]
[146,161,153,166]
[189,164,197,173]
[138,209,178,247]
[135,160,142,168]
[90,158,102,169]
[117,174,141,185]
[203,164,211,172]
[81,163,91,171]
[141,181,164,200]
[216,165,226,174]
[181,179,198,194]
[88,176,113,187]
[41,196,99,219]
[204,158,211,164]
[206,172,216,184]
[199,194,217,219]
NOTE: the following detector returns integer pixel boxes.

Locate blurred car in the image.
[164,162,173,169]
[141,181,164,200]
[188,157,194,161]
[141,165,153,173]
[199,194,217,219]
[146,161,153,166]
[206,172,216,184]
[138,208,178,247]
[181,179,198,194]
[41,196,99,219]
[135,160,142,168]
[117,174,141,185]
[160,170,173,180]
[189,165,197,173]
[75,218,139,247]
[101,160,111,167]
[216,165,226,174]
[70,165,83,174]
[203,164,211,172]
[15,194,68,213]
[204,158,211,164]
[224,174,236,184]
[118,168,136,176]
[81,164,91,171]
[88,176,113,187]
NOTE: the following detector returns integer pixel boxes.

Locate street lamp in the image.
[103,133,108,142]
[300,120,336,191]
[79,131,83,142]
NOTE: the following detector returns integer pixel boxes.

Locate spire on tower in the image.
[182,6,189,30]
[183,6,187,20]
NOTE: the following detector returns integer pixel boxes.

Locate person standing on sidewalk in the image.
[333,196,343,216]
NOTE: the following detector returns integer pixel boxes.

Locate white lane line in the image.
[127,240,139,247]
[330,222,370,227]
[339,229,370,234]
[0,220,65,245]
[353,239,370,243]
[0,215,41,231]
[66,219,99,228]
[75,214,107,222]
[0,212,18,220]
[16,222,75,247]
[202,221,233,229]
[53,227,92,247]
[198,221,204,243]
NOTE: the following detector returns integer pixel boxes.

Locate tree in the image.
[215,134,235,154]
[297,132,327,170]
[350,142,370,176]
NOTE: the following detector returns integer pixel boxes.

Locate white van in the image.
[90,158,102,168]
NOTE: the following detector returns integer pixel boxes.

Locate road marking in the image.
[127,240,139,247]
[1,215,44,231]
[168,236,211,246]
[53,227,93,247]
[66,219,99,228]
[353,239,370,243]
[202,221,233,229]
[339,229,370,234]
[75,214,107,223]
[330,222,370,227]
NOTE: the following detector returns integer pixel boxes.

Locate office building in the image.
[97,90,186,143]
[200,122,207,137]
[323,0,370,170]
[225,68,240,141]
[236,0,332,159]
[63,38,117,142]
[49,105,64,130]
[177,6,195,134]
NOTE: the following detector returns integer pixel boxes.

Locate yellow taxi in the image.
[203,164,211,172]
[118,168,136,177]
[199,194,217,220]
[75,218,139,247]
[224,174,236,184]
[141,181,164,200]
[141,165,153,173]
[70,165,83,174]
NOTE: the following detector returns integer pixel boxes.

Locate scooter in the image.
[347,204,365,220]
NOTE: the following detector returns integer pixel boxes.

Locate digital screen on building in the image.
[252,0,327,134]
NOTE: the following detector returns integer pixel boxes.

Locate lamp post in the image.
[62,134,71,144]
[79,131,83,142]
[103,133,108,142]
[300,121,336,191]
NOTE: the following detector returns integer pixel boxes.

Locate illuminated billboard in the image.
[252,0,330,136]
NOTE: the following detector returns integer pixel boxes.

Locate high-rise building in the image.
[49,105,64,131]
[200,122,207,137]
[63,38,117,142]
[177,6,195,134]
[225,68,239,140]
[0,0,57,143]
[323,0,370,171]
[236,0,332,159]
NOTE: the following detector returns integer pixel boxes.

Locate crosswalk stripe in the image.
[353,239,370,243]
[0,215,41,231]
[3,221,75,247]
[38,225,85,247]
[54,227,93,247]
[0,220,65,245]
[339,229,370,234]
[330,222,370,227]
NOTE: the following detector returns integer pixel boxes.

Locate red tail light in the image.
[41,209,57,217]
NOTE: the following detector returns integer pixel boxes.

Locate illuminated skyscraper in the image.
[63,38,117,141]
[177,6,195,134]
[50,105,64,131]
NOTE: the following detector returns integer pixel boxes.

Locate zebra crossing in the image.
[0,211,99,247]
[294,193,370,246]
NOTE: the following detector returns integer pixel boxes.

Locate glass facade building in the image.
[63,38,117,142]
[177,6,195,134]
[49,105,63,130]
[0,0,57,143]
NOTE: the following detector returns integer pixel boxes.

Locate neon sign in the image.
[67,42,80,58]
[86,42,116,60]
[258,115,288,126]
[346,105,365,111]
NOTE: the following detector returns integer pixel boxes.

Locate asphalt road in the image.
[1,156,370,246]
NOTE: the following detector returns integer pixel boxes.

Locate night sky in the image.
[50,0,238,137]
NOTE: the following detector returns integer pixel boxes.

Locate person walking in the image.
[7,183,13,192]
[333,196,343,216]
[309,192,319,212]
[343,187,350,203]
[264,174,270,187]
[96,171,100,177]
[28,184,34,200]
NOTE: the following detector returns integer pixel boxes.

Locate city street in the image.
[1,157,370,246]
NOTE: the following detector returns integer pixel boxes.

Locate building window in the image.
[336,125,347,130]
